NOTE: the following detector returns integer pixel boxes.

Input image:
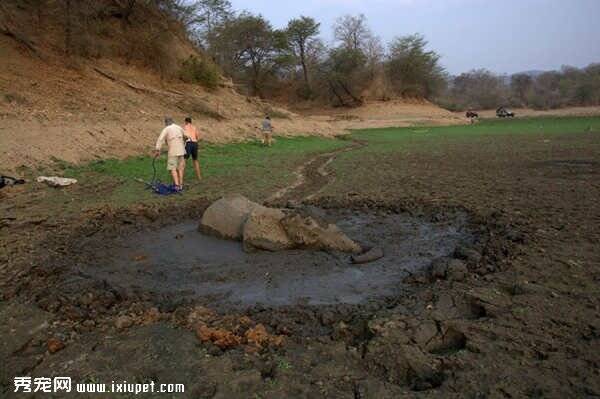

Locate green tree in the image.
[286,16,320,91]
[211,13,283,96]
[386,34,445,98]
[324,47,368,106]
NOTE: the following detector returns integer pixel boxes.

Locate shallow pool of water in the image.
[89,208,473,308]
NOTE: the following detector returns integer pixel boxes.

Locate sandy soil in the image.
[300,99,467,130]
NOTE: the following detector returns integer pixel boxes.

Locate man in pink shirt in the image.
[154,117,186,189]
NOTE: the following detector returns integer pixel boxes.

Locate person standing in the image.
[154,117,186,189]
[183,117,202,180]
[262,115,273,147]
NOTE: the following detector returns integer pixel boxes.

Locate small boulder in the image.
[243,207,295,252]
[281,214,361,253]
[430,259,449,279]
[47,338,65,354]
[115,315,134,330]
[366,339,442,388]
[200,195,261,240]
[412,321,438,346]
[454,246,482,265]
[446,259,468,282]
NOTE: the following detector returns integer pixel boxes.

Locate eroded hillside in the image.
[0,0,463,171]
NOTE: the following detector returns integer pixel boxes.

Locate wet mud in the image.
[85,208,474,309]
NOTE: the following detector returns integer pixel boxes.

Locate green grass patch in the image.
[59,136,348,208]
[350,116,600,151]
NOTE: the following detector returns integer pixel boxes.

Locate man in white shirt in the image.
[262,115,273,146]
[154,117,186,189]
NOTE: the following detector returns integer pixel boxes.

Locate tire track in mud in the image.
[266,138,366,205]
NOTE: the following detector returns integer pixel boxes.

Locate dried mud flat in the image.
[1,198,506,398]
[1,133,599,398]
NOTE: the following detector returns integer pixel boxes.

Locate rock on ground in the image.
[447,259,468,281]
[199,195,261,240]
[115,315,134,330]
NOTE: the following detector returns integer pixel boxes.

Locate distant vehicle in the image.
[496,107,515,118]
[466,110,479,118]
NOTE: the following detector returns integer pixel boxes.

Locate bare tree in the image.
[510,73,533,105]
[363,34,384,78]
[333,14,371,51]
[196,0,233,41]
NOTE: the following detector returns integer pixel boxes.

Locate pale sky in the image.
[229,0,600,75]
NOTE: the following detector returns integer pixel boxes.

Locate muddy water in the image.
[91,209,473,309]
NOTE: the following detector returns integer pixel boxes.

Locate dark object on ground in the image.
[141,156,181,196]
[0,175,25,189]
[496,107,515,118]
[351,247,384,264]
[150,183,182,195]
[466,111,479,118]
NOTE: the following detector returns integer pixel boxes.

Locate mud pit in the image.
[87,208,474,309]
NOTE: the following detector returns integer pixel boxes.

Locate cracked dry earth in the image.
[1,132,600,398]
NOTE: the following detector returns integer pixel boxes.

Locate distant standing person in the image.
[154,117,186,190]
[262,115,273,147]
[183,117,202,180]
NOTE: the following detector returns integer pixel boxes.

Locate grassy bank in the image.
[6,116,599,223]
[51,136,349,210]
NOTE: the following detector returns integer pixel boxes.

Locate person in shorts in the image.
[154,117,186,189]
[183,117,202,180]
[262,115,273,146]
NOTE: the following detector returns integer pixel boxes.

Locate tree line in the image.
[439,64,600,111]
[9,0,597,110]
[168,0,600,109]
[164,0,445,105]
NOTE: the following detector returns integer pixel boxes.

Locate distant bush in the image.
[438,64,600,111]
[179,56,220,90]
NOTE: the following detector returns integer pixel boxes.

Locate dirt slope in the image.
[0,37,344,171]
[0,0,464,172]
[0,39,464,172]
